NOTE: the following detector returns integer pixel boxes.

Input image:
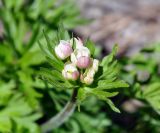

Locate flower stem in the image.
[41,89,78,133]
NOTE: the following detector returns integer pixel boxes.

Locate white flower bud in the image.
[92,59,99,72]
[77,56,91,69]
[80,59,99,85]
[62,63,79,80]
[83,76,94,85]
[80,74,94,85]
[71,46,91,69]
[70,37,83,49]
[55,40,73,60]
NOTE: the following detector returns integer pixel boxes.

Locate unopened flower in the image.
[83,76,94,85]
[71,46,91,69]
[55,40,73,60]
[76,56,91,69]
[70,37,83,49]
[80,59,99,85]
[62,63,79,80]
[92,59,99,72]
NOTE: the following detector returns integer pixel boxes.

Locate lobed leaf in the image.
[85,39,95,56]
[97,80,129,90]
[105,99,120,113]
[101,44,118,66]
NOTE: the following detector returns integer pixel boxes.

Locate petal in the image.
[55,46,65,59]
[64,62,77,72]
[70,37,83,49]
[71,53,77,64]
[92,59,99,72]
[84,76,94,85]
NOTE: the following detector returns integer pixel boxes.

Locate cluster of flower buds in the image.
[55,38,99,85]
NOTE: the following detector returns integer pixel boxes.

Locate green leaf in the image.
[77,88,87,103]
[98,77,117,85]
[58,23,70,40]
[19,50,45,68]
[43,30,55,53]
[91,90,119,99]
[25,24,40,53]
[38,41,51,58]
[97,80,129,90]
[86,39,95,56]
[77,88,90,111]
[17,70,42,109]
[39,68,64,82]
[38,68,72,89]
[0,116,11,133]
[101,44,118,66]
[106,99,120,113]
[0,80,15,106]
[143,83,160,97]
[46,57,63,72]
[99,60,118,79]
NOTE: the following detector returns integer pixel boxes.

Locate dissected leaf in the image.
[97,80,129,90]
[86,39,95,56]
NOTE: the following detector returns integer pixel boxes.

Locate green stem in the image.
[41,89,78,133]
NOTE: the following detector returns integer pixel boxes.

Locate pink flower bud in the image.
[55,40,73,60]
[84,76,94,85]
[72,71,79,80]
[70,37,83,49]
[62,63,79,81]
[80,73,93,85]
[71,46,90,66]
[77,56,91,69]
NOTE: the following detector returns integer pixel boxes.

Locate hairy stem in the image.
[41,89,78,133]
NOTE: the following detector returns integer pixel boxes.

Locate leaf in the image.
[106,99,120,113]
[141,83,160,113]
[38,41,51,58]
[77,88,90,111]
[101,44,118,66]
[39,68,64,82]
[98,77,117,85]
[91,90,119,99]
[46,57,63,72]
[19,50,45,68]
[38,68,72,89]
[25,24,40,53]
[0,93,41,133]
[99,61,118,79]
[85,39,95,56]
[77,88,87,103]
[58,23,70,40]
[0,80,15,105]
[143,83,160,97]
[43,30,55,54]
[97,80,129,90]
[17,70,42,109]
[0,116,11,133]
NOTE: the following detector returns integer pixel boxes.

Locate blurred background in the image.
[75,0,160,56]
[0,0,160,133]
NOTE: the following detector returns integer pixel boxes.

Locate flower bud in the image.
[55,40,73,60]
[62,63,79,80]
[72,71,79,80]
[81,74,94,85]
[71,46,91,68]
[80,59,99,85]
[92,59,99,72]
[77,56,91,69]
[84,76,94,85]
[70,37,83,49]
